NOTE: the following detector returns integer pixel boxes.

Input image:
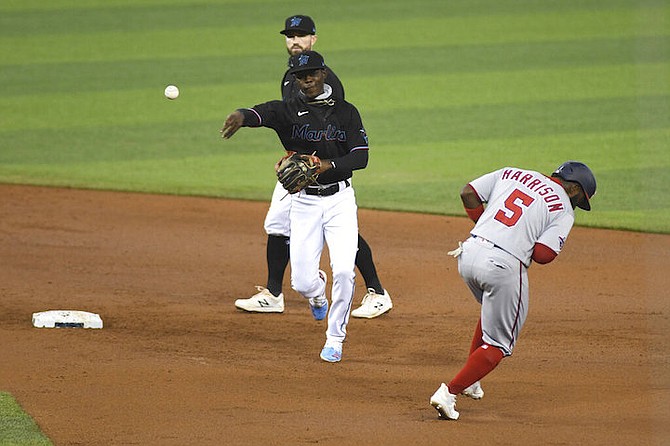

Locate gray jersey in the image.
[469,167,575,267]
[457,166,576,356]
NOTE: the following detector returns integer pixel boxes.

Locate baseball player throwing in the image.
[233,15,392,319]
[221,51,369,362]
[430,161,597,420]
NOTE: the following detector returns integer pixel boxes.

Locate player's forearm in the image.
[328,149,368,173]
[461,184,484,222]
[237,108,262,127]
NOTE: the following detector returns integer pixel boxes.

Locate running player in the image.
[233,15,392,319]
[221,51,369,362]
[430,161,597,420]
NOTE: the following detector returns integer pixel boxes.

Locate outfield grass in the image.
[1,0,668,233]
[0,393,52,446]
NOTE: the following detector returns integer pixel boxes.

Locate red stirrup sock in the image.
[448,344,504,395]
[469,318,484,355]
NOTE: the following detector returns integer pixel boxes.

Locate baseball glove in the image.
[276,152,321,194]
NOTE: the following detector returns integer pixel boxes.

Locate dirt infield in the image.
[1,184,668,445]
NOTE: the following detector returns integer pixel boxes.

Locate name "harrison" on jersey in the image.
[502,168,565,212]
[292,124,346,142]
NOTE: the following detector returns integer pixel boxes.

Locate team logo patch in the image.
[290,17,302,27]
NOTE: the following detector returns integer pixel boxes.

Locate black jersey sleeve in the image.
[238,108,262,127]
[344,105,368,152]
[326,104,369,174]
[239,100,287,130]
[332,149,368,173]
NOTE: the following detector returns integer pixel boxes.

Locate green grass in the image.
[0,1,667,441]
[1,0,668,233]
[0,393,52,446]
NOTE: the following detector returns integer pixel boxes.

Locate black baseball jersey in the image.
[239,95,368,184]
[281,65,345,101]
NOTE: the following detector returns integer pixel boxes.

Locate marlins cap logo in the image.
[289,16,302,27]
[298,54,310,66]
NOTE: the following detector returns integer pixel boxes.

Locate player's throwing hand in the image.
[220,111,244,139]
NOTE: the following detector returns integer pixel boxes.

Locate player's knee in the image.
[292,274,320,298]
[331,267,355,287]
[483,342,511,359]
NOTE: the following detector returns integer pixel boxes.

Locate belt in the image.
[471,235,518,261]
[471,234,500,249]
[304,179,350,197]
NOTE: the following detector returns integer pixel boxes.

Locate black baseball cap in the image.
[287,51,326,74]
[280,15,316,36]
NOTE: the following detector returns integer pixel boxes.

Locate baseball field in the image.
[1,1,668,445]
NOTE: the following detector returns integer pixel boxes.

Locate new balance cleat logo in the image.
[234,287,285,313]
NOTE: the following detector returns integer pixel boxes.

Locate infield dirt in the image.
[1,185,668,445]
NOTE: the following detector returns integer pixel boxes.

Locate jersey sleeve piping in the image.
[240,108,262,127]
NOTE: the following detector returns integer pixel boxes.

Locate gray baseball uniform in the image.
[461,167,574,355]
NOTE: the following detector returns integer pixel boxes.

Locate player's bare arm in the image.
[220,111,244,139]
[460,184,482,208]
[460,184,485,222]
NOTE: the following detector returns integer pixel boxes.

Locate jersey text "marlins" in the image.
[292,124,346,142]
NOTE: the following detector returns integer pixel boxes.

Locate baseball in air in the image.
[164,85,179,100]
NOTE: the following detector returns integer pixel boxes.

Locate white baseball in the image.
[164,85,179,100]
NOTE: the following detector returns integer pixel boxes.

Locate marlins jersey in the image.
[469,167,575,266]
[239,95,368,184]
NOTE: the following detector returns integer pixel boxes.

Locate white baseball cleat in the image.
[430,383,459,420]
[461,381,484,400]
[234,286,284,313]
[351,288,393,318]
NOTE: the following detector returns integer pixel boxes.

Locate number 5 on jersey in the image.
[495,189,535,227]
